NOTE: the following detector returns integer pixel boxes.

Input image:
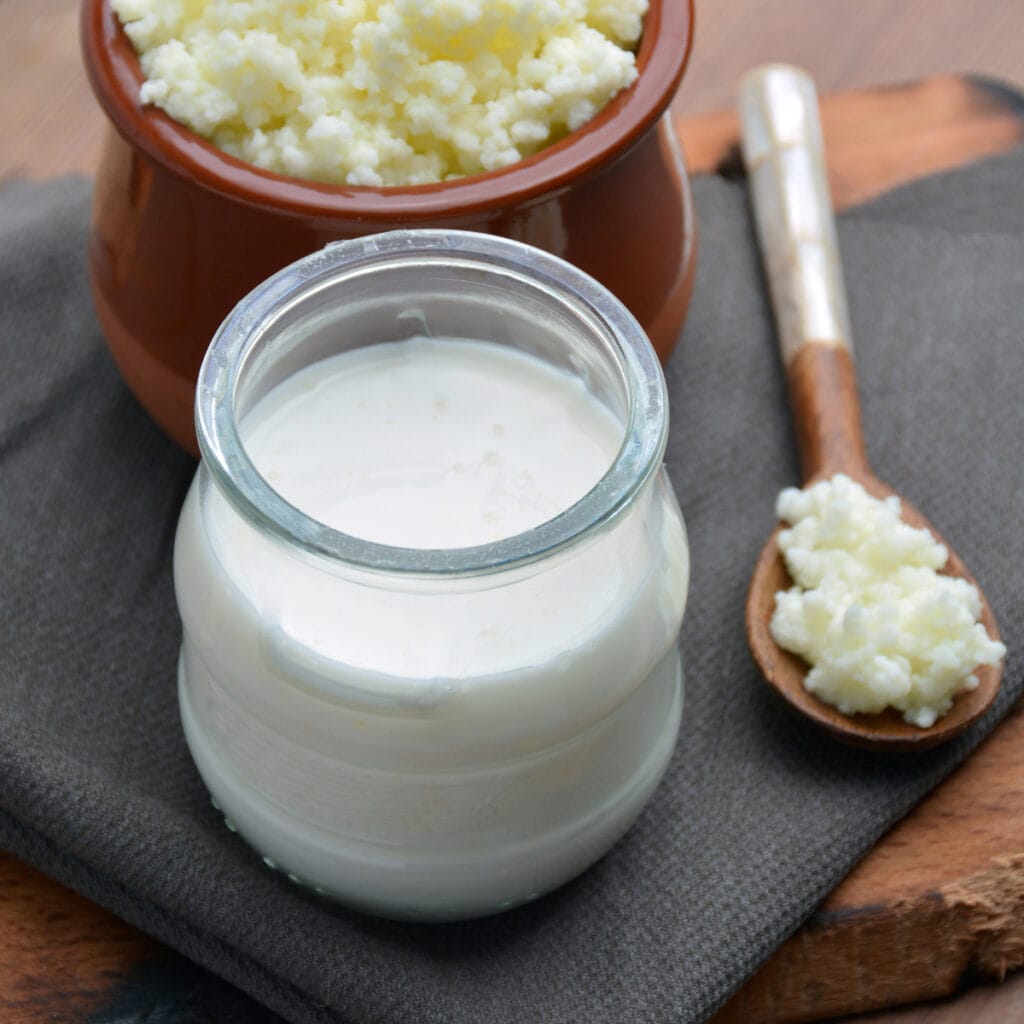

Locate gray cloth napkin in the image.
[1,147,1022,1024]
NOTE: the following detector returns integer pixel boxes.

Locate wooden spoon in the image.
[738,65,1003,751]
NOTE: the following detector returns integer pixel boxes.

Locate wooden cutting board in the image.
[1,74,1023,1024]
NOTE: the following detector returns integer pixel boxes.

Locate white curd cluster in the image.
[111,0,647,186]
[770,474,1004,728]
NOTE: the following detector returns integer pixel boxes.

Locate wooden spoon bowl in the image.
[746,469,1003,752]
[738,66,1004,751]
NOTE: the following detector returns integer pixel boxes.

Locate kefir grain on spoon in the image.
[770,474,1005,729]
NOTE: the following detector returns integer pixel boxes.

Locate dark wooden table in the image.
[3,3,1024,1023]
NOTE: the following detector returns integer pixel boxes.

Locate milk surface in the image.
[242,337,624,548]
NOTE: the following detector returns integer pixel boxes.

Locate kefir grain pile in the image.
[770,474,1005,728]
[111,0,648,186]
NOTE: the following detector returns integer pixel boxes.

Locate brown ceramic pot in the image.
[81,0,697,456]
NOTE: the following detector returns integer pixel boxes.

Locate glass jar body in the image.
[175,465,686,920]
[173,231,689,919]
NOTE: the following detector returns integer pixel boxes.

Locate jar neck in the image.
[196,231,668,579]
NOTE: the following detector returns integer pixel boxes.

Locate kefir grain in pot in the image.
[173,232,689,920]
[111,0,650,185]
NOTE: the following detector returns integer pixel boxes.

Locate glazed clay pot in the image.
[81,0,697,456]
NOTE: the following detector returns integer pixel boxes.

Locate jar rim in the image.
[81,0,694,218]
[196,231,670,577]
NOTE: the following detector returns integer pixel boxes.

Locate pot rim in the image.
[81,0,695,219]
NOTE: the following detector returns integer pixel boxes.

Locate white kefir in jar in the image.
[174,232,689,920]
[244,337,625,549]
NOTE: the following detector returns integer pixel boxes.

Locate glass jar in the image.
[174,231,689,921]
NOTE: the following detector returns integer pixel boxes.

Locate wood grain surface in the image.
[2,2,1024,1023]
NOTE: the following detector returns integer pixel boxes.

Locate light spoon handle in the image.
[739,64,866,481]
[738,63,852,362]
